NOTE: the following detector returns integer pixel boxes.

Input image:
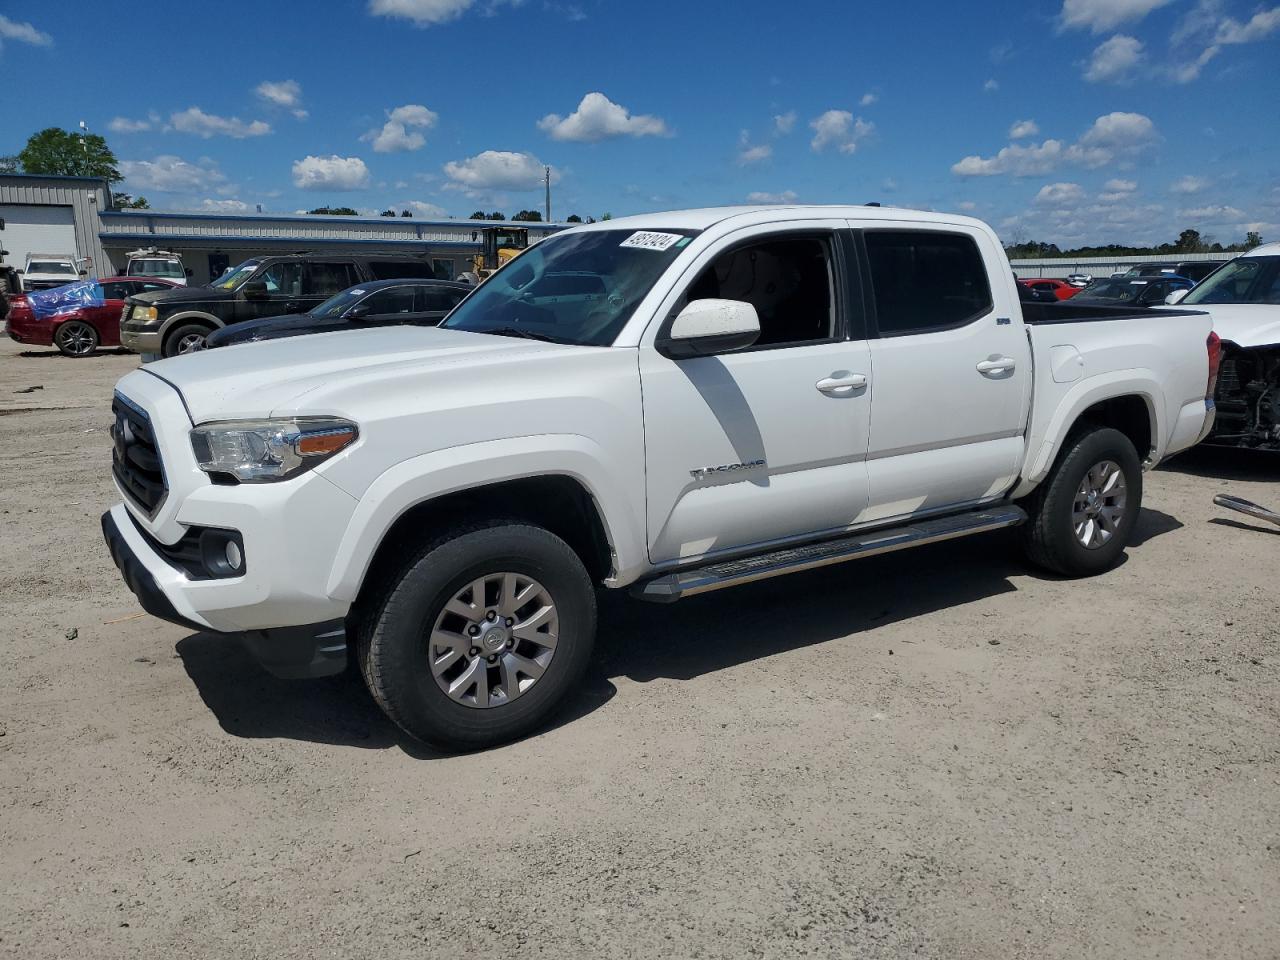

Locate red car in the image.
[5,277,179,356]
[1017,278,1080,301]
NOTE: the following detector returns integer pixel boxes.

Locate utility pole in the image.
[544,166,551,223]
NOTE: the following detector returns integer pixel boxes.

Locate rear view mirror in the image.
[1165,288,1189,305]
[346,304,372,320]
[241,280,268,299]
[662,298,761,358]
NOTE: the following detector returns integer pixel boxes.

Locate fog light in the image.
[225,540,243,572]
[198,528,246,578]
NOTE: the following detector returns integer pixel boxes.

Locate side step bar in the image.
[633,505,1027,603]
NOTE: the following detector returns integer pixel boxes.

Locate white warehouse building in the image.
[1,173,565,286]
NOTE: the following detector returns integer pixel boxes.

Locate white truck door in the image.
[639,224,872,565]
[854,224,1031,523]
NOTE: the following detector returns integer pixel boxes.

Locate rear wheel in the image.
[356,521,597,750]
[1021,426,1142,576]
[163,322,211,357]
[55,320,99,357]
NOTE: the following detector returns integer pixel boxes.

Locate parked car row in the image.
[5,277,181,355]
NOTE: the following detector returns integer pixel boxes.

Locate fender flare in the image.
[159,310,225,342]
[1014,370,1164,497]
[322,434,649,601]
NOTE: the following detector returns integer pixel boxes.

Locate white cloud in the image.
[1036,182,1086,205]
[362,103,438,153]
[1180,204,1247,221]
[773,111,797,135]
[747,190,798,204]
[1009,119,1039,139]
[291,155,371,191]
[1170,174,1210,194]
[1059,0,1174,33]
[171,107,270,139]
[859,92,878,106]
[200,198,250,213]
[953,112,1155,177]
[736,130,771,166]
[402,200,448,218]
[983,78,1000,92]
[255,80,307,119]
[109,116,152,133]
[956,201,978,211]
[1084,34,1144,82]
[120,155,227,193]
[1105,178,1137,192]
[1171,5,1280,82]
[0,14,52,47]
[809,110,874,154]
[537,92,669,142]
[443,150,555,193]
[367,0,482,24]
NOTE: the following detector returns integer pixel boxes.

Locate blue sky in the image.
[2,0,1277,246]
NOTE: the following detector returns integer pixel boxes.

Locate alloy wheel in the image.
[1072,459,1127,549]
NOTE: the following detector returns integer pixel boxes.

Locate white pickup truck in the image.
[102,205,1218,748]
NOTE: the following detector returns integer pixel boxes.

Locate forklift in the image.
[470,225,530,280]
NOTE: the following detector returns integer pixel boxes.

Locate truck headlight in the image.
[190,417,358,482]
[132,305,157,323]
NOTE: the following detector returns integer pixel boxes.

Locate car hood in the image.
[137,325,576,422]
[130,284,227,306]
[207,311,312,346]
[1195,304,1280,348]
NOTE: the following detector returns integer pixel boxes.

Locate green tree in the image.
[1175,228,1203,253]
[18,127,122,182]
[600,212,613,221]
[112,192,149,209]
[401,209,412,217]
[307,206,359,216]
[487,211,506,220]
[566,214,582,223]
[512,209,543,222]
[0,155,19,174]
[1245,230,1262,249]
[470,210,487,219]
[380,209,395,217]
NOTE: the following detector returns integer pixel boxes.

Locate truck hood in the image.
[1202,304,1280,348]
[139,325,571,422]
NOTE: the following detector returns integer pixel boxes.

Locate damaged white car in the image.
[1170,243,1280,450]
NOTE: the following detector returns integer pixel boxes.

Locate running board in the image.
[633,505,1027,603]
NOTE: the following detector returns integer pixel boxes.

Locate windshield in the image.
[128,259,184,278]
[1076,279,1150,302]
[441,228,699,345]
[310,286,368,319]
[211,259,261,290]
[29,261,76,275]
[1184,256,1280,305]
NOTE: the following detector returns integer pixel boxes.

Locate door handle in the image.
[976,356,1016,377]
[815,372,868,395]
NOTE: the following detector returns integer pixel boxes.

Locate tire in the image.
[357,521,597,750]
[1020,426,1142,576]
[54,320,99,357]
[163,322,212,358]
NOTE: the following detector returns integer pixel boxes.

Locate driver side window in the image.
[258,262,302,295]
[682,235,835,349]
[362,286,416,315]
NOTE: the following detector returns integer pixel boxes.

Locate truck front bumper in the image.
[119,320,162,353]
[102,507,349,678]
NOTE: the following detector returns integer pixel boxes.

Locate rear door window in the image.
[362,286,417,316]
[305,262,358,296]
[863,231,993,335]
[257,261,303,295]
[417,287,466,312]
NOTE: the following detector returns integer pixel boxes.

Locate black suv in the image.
[119,253,451,357]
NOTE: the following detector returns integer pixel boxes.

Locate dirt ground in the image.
[1,334,1277,960]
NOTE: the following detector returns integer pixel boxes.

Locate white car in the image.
[102,205,1218,748]
[21,253,83,291]
[1167,242,1280,448]
[124,249,190,286]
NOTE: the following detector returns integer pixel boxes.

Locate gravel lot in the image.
[1,334,1277,960]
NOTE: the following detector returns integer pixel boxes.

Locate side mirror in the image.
[185,268,193,277]
[1165,288,1189,305]
[346,303,372,320]
[241,280,268,300]
[79,269,89,277]
[661,298,760,358]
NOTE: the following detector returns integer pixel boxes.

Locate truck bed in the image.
[1022,302,1209,325]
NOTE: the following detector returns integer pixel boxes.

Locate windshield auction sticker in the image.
[619,231,684,251]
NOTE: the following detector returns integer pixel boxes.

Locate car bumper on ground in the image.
[101,505,349,679]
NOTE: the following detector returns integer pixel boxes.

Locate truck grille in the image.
[111,393,167,514]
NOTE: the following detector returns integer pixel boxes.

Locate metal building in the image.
[1,173,565,286]
[0,174,112,277]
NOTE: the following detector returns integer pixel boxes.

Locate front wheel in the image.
[357,522,597,750]
[163,322,211,358]
[55,320,99,357]
[1020,426,1143,576]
